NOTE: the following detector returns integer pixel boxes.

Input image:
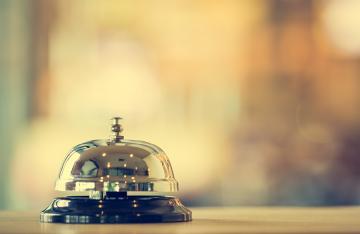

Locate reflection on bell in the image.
[40,117,192,223]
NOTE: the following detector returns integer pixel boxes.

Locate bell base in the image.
[40,196,192,223]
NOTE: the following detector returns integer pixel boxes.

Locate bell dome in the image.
[55,117,178,194]
[55,139,179,193]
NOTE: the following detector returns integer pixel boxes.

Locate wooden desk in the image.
[0,207,359,233]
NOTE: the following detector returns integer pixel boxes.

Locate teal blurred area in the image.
[0,0,34,209]
[1,0,360,210]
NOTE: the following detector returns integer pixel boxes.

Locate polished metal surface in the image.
[110,117,124,143]
[55,118,179,193]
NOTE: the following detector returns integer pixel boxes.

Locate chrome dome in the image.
[55,118,178,194]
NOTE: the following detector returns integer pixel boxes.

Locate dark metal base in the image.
[40,196,192,223]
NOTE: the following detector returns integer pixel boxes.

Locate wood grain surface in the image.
[0,207,359,234]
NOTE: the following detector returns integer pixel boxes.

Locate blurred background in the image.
[1,0,360,210]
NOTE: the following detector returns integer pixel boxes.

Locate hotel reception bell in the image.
[40,117,192,223]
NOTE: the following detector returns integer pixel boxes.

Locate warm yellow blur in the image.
[1,0,360,210]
